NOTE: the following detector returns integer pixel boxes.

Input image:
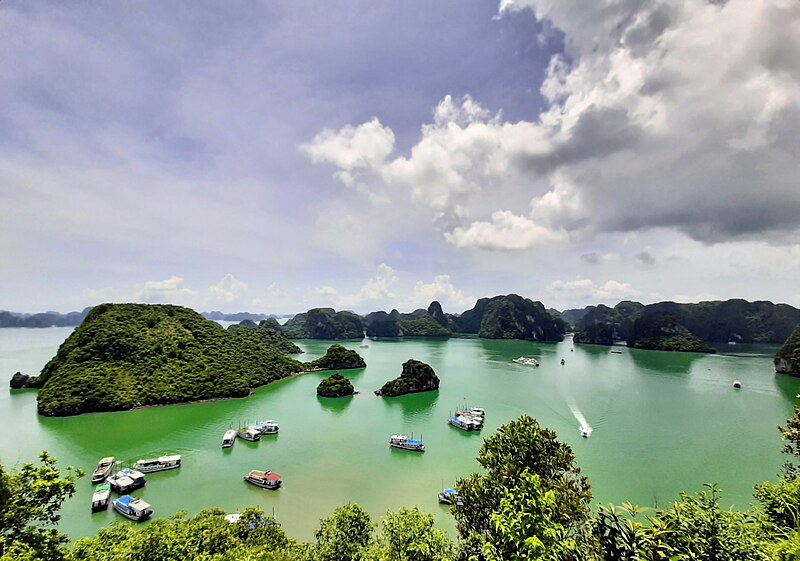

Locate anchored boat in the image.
[91,457,115,484]
[91,483,110,511]
[389,434,425,452]
[133,454,181,473]
[112,495,152,521]
[448,416,480,431]
[107,468,146,494]
[438,488,463,506]
[244,469,282,489]
[237,427,261,442]
[248,420,279,435]
[222,429,237,448]
[512,357,539,366]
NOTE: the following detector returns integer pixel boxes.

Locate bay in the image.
[1,327,798,541]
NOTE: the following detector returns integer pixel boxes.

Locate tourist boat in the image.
[222,429,237,448]
[112,495,152,521]
[91,457,115,484]
[248,420,279,435]
[91,483,110,511]
[512,357,539,366]
[448,416,479,431]
[733,380,742,389]
[244,469,282,489]
[133,454,181,473]
[438,488,463,506]
[107,468,146,494]
[560,358,566,365]
[237,427,261,442]
[389,434,425,451]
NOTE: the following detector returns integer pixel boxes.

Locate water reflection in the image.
[316,395,354,416]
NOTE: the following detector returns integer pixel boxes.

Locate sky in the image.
[1,0,799,315]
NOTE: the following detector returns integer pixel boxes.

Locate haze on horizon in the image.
[1,1,798,316]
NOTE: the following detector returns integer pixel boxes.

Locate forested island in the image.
[375,359,439,397]
[775,324,800,377]
[316,373,355,398]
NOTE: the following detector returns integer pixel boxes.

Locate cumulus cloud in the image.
[303,0,800,250]
[207,274,247,305]
[581,252,621,266]
[548,277,639,304]
[79,275,197,307]
[402,274,477,311]
[336,264,399,309]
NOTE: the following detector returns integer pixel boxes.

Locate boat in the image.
[91,483,111,511]
[610,350,622,354]
[237,427,261,442]
[107,468,146,494]
[359,344,369,348]
[580,428,591,438]
[112,495,152,521]
[133,454,181,473]
[91,457,115,484]
[222,429,236,448]
[438,488,463,506]
[560,358,566,365]
[454,409,484,428]
[512,357,539,366]
[389,434,425,451]
[733,380,742,389]
[244,469,282,489]
[448,416,480,431]
[248,420,279,435]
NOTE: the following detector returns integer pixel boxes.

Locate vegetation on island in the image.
[775,324,800,377]
[364,302,451,338]
[3,396,799,561]
[280,308,364,340]
[450,294,566,342]
[306,344,366,371]
[629,314,716,353]
[316,373,355,398]
[0,308,91,328]
[33,304,304,416]
[375,359,439,397]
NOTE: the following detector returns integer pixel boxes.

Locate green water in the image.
[1,327,798,540]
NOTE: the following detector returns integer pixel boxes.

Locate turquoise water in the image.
[1,328,798,540]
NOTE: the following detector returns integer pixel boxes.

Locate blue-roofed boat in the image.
[389,434,425,452]
[438,488,463,506]
[107,468,146,495]
[112,495,152,521]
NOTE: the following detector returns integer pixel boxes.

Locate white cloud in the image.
[445,210,568,250]
[299,118,395,173]
[547,278,639,305]
[78,275,197,308]
[336,264,399,309]
[207,274,247,305]
[402,274,476,311]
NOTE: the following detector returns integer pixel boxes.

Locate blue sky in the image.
[2,0,799,314]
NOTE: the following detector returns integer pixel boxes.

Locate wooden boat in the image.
[113,495,152,521]
[244,469,282,489]
[389,434,425,451]
[107,468,146,494]
[133,455,181,473]
[237,428,261,442]
[91,457,115,484]
[91,483,110,511]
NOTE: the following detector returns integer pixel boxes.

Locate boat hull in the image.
[244,476,281,489]
[389,443,425,452]
[113,501,152,521]
[91,497,110,511]
[134,462,181,474]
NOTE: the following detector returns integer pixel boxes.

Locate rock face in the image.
[281,308,364,339]
[9,372,29,389]
[375,359,440,397]
[363,303,451,338]
[317,373,355,398]
[628,314,715,353]
[307,344,366,370]
[450,295,565,342]
[427,301,448,328]
[34,303,304,416]
[775,324,800,377]
[573,323,616,346]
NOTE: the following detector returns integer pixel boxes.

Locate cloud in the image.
[580,252,620,266]
[402,275,477,311]
[634,251,656,266]
[303,0,800,249]
[79,275,197,307]
[548,278,639,304]
[300,118,395,175]
[336,264,399,309]
[207,274,247,305]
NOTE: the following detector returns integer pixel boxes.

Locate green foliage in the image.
[755,477,800,530]
[317,373,355,398]
[0,452,79,561]
[376,359,439,397]
[396,317,450,337]
[313,503,374,561]
[281,309,364,340]
[35,304,305,416]
[452,295,564,342]
[776,325,800,377]
[781,403,800,478]
[633,335,716,353]
[227,323,302,355]
[367,507,453,561]
[308,345,366,371]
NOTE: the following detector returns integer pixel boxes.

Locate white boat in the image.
[91,483,110,511]
[237,428,261,442]
[113,495,152,521]
[91,457,115,484]
[244,469,282,489]
[580,428,591,438]
[107,468,146,494]
[448,416,480,431]
[512,357,539,366]
[248,420,279,435]
[733,380,742,389]
[222,429,236,448]
[133,455,181,473]
[389,434,425,451]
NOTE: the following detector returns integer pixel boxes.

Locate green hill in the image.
[280,308,364,339]
[35,303,304,416]
[450,294,565,342]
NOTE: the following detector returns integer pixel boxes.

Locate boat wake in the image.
[567,399,592,437]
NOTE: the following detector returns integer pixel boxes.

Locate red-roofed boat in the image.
[244,469,282,489]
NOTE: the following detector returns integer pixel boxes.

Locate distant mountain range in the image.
[0,308,291,327]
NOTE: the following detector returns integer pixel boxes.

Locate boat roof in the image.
[159,455,181,461]
[224,429,236,435]
[116,495,134,505]
[407,439,423,445]
[99,457,114,464]
[249,469,281,480]
[390,434,408,439]
[441,488,457,495]
[131,498,151,510]
[94,483,110,491]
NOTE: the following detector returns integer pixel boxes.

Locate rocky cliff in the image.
[775,324,800,377]
[375,359,440,397]
[281,308,364,339]
[450,295,565,342]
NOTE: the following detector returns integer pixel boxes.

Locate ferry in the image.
[91,483,110,511]
[222,429,237,448]
[133,454,181,473]
[448,416,480,431]
[438,488,464,506]
[91,457,115,484]
[512,357,539,366]
[112,495,152,521]
[237,427,261,442]
[244,469,282,489]
[248,420,279,435]
[389,434,425,451]
[107,468,146,494]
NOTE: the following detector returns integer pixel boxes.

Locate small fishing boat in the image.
[133,455,181,473]
[560,358,566,365]
[512,357,539,366]
[733,380,742,389]
[112,495,152,521]
[91,457,115,484]
[248,420,279,435]
[237,427,261,442]
[222,429,237,448]
[389,434,425,451]
[580,428,591,438]
[91,483,111,511]
[107,469,146,495]
[438,488,464,506]
[244,469,282,489]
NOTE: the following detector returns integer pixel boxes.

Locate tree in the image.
[780,397,800,480]
[367,507,453,561]
[0,452,80,561]
[314,503,374,561]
